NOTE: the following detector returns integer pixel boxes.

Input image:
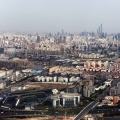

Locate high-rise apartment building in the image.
[37,36,40,43]
[101,24,102,34]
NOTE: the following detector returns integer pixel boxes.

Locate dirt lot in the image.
[24,82,69,91]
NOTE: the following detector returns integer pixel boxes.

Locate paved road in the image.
[74,78,120,120]
[90,108,120,114]
[74,101,99,120]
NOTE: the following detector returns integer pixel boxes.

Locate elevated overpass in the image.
[74,101,99,120]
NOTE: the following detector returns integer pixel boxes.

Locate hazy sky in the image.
[0,0,120,33]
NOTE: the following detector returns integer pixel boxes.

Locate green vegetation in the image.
[92,89,105,100]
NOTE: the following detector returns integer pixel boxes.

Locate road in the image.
[74,101,99,120]
[74,78,120,120]
[90,108,120,114]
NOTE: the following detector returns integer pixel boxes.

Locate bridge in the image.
[74,101,99,120]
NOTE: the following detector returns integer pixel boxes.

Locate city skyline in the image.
[0,0,120,33]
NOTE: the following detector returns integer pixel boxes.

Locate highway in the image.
[0,106,53,119]
[74,78,120,120]
[90,108,120,114]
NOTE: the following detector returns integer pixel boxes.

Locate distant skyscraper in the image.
[99,26,100,34]
[0,48,4,54]
[62,29,64,35]
[37,36,40,43]
[97,24,103,35]
[57,32,60,36]
[88,44,91,51]
[117,33,120,40]
[101,24,102,34]
[97,29,98,34]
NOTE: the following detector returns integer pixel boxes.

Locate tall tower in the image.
[37,36,40,43]
[101,24,102,34]
[97,29,98,34]
[62,29,64,35]
[99,26,101,34]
